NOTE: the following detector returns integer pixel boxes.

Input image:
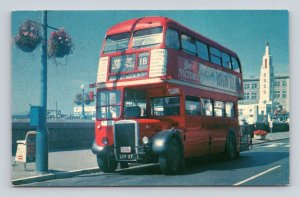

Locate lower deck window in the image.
[97,90,121,119]
[151,96,180,116]
[185,96,200,115]
[214,101,224,117]
[225,102,235,117]
[201,98,213,116]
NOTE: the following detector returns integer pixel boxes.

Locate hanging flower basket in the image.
[48,28,74,58]
[73,93,91,105]
[74,93,83,105]
[84,94,91,105]
[14,20,42,53]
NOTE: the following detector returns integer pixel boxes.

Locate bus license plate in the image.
[119,154,135,160]
[120,146,131,153]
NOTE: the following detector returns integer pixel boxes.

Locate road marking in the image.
[233,165,281,186]
[263,144,278,147]
[285,145,290,147]
[261,142,288,148]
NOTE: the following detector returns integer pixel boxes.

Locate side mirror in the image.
[89,91,95,102]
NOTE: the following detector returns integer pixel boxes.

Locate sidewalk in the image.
[11,131,289,185]
[252,131,289,145]
[12,148,98,182]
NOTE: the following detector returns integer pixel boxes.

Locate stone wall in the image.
[12,120,95,154]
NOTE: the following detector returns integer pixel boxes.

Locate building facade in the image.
[238,43,289,123]
[73,106,96,117]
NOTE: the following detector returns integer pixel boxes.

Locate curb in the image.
[12,167,100,186]
[252,137,289,145]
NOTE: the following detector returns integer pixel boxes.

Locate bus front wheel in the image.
[97,155,118,173]
[159,138,183,175]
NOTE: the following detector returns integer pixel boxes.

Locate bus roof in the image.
[106,16,238,57]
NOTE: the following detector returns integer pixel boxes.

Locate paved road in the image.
[24,139,289,186]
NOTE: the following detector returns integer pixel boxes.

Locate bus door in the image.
[200,98,223,154]
[184,96,209,157]
[209,101,228,153]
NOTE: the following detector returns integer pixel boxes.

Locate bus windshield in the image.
[96,90,121,119]
[104,33,130,54]
[132,27,163,49]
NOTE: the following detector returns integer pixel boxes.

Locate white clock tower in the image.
[259,43,274,116]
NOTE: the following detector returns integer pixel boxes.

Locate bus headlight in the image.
[102,137,109,145]
[142,136,149,145]
[154,139,164,147]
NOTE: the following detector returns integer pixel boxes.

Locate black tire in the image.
[225,133,238,160]
[97,155,118,173]
[159,138,183,175]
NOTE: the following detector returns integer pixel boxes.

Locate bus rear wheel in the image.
[97,155,118,173]
[225,133,238,160]
[159,138,183,175]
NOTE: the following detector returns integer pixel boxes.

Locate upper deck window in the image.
[181,34,197,55]
[221,52,231,69]
[132,27,163,49]
[196,41,209,61]
[166,28,180,50]
[209,47,222,66]
[231,56,241,73]
[103,33,130,54]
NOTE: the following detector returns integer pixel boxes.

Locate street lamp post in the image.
[80,85,86,119]
[36,10,48,172]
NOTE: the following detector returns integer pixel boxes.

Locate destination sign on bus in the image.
[109,72,148,81]
[111,54,136,73]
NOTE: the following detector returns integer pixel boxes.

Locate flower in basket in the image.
[74,93,83,105]
[253,130,268,136]
[48,28,74,58]
[84,94,91,105]
[14,20,42,53]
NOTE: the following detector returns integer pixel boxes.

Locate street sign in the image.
[269,121,273,128]
[15,143,26,162]
[30,106,44,127]
[15,131,36,164]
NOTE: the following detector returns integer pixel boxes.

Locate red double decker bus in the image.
[91,16,249,174]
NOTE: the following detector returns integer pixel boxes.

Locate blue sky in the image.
[12,10,289,114]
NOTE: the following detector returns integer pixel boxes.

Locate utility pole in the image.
[81,85,86,119]
[36,10,48,172]
[56,101,58,119]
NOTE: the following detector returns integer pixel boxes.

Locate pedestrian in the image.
[248,115,256,148]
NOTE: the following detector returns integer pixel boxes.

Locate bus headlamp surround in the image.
[142,136,149,145]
